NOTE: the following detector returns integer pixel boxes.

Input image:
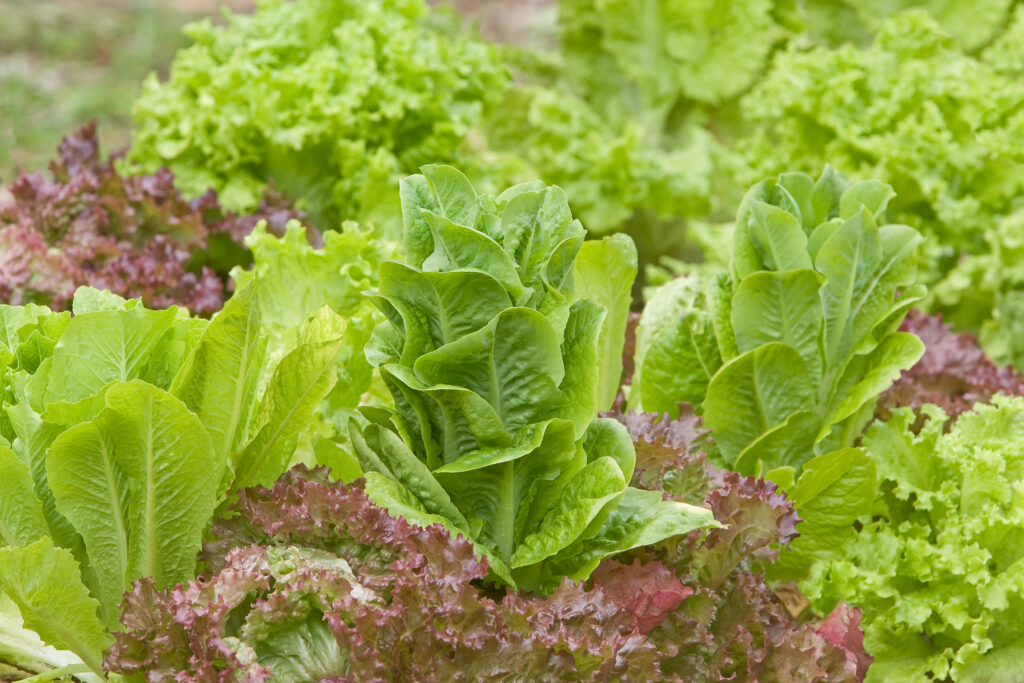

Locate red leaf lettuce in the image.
[105,466,660,681]
[0,123,303,314]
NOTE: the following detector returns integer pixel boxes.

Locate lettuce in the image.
[603,407,871,681]
[352,166,717,592]
[472,83,716,249]
[878,310,1024,425]
[742,10,1024,365]
[632,168,924,475]
[795,397,1024,681]
[125,0,508,233]
[0,280,354,678]
[105,466,661,681]
[0,123,301,316]
[558,0,783,108]
[230,220,395,468]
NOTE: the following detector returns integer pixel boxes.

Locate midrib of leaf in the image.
[825,229,862,372]
[686,317,714,381]
[495,461,516,562]
[845,237,911,351]
[143,406,158,584]
[486,335,505,429]
[433,224,457,269]
[1,588,104,676]
[220,304,258,458]
[98,436,129,592]
[118,340,128,383]
[431,281,454,345]
[778,284,794,346]
[750,361,771,437]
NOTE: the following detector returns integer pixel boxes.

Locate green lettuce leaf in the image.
[0,538,109,678]
[47,380,221,623]
[0,446,48,548]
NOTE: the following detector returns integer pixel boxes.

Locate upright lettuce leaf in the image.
[0,446,47,548]
[633,168,924,475]
[47,380,221,626]
[572,234,638,411]
[356,166,714,592]
[230,220,393,462]
[232,308,345,490]
[171,278,264,462]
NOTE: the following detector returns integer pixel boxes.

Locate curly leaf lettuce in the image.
[126,0,508,233]
[795,397,1024,681]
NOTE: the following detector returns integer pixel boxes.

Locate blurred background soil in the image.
[0,0,553,187]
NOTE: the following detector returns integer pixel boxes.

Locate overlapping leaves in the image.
[353,165,716,592]
[106,466,661,681]
[796,397,1024,681]
[633,168,924,476]
[0,275,350,679]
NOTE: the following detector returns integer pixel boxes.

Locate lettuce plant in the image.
[741,10,1024,364]
[604,407,871,681]
[0,281,348,679]
[351,165,716,591]
[793,397,1024,681]
[531,1,1022,276]
[557,0,1018,113]
[632,168,925,475]
[470,84,714,268]
[104,443,868,680]
[0,123,300,315]
[106,466,662,681]
[125,0,508,233]
[558,0,784,110]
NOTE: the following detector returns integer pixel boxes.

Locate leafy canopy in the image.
[125,0,508,233]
